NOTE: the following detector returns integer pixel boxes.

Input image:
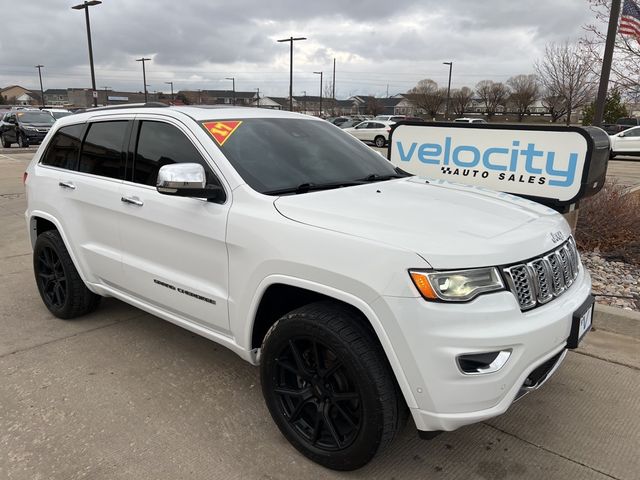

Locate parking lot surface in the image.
[1,149,639,479]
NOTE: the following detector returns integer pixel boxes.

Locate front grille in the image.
[504,237,580,311]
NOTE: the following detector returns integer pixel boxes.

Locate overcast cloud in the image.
[0,0,595,98]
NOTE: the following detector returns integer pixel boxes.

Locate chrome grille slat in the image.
[503,237,580,311]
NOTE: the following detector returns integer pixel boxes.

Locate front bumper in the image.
[23,130,48,143]
[375,265,592,432]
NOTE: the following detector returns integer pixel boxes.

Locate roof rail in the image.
[85,102,169,112]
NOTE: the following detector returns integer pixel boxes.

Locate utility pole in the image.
[443,61,453,120]
[35,65,45,107]
[136,57,151,103]
[225,77,236,105]
[277,36,307,111]
[255,88,260,107]
[313,71,323,117]
[71,1,102,107]
[302,90,307,113]
[332,58,336,99]
[386,84,389,98]
[164,81,174,103]
[594,0,622,126]
[198,89,202,105]
[101,86,110,105]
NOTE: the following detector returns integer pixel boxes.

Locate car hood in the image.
[273,177,569,269]
[21,123,52,128]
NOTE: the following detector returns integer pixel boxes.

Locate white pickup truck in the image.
[24,105,593,470]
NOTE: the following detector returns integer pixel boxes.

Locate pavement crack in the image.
[482,423,622,480]
[0,315,141,360]
[572,349,640,371]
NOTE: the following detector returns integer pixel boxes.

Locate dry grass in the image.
[575,181,640,264]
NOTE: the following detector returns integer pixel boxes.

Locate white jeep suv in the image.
[24,105,593,470]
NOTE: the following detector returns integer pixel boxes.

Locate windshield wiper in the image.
[263,181,365,196]
[359,173,408,182]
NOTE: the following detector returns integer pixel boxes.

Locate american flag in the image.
[620,0,640,41]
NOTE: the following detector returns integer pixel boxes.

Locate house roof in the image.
[44,89,67,95]
[200,90,257,98]
[1,85,33,94]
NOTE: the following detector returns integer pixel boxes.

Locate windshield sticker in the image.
[202,120,242,146]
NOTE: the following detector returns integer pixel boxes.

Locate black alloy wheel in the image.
[36,245,67,309]
[261,301,406,470]
[17,133,28,148]
[374,136,386,148]
[273,337,362,451]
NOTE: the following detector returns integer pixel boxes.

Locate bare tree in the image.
[582,0,640,91]
[541,91,568,123]
[407,79,447,119]
[535,41,596,125]
[365,97,384,116]
[475,80,509,119]
[451,86,474,117]
[507,74,539,121]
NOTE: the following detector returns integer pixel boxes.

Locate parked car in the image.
[342,120,394,147]
[609,125,640,158]
[325,116,350,126]
[25,105,592,470]
[453,117,487,124]
[0,110,55,147]
[374,115,407,122]
[42,108,74,120]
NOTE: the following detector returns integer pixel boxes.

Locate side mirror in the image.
[619,132,625,137]
[156,163,224,201]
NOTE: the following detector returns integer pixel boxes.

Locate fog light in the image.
[457,349,512,375]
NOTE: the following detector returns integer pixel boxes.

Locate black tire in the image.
[0,134,10,148]
[260,301,405,471]
[374,136,386,148]
[17,133,29,148]
[33,230,101,319]
[610,152,617,159]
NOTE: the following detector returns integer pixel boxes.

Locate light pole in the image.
[443,61,453,120]
[136,57,151,103]
[101,86,110,105]
[255,88,260,107]
[313,71,323,117]
[164,81,174,103]
[225,77,236,105]
[35,65,45,107]
[72,0,102,108]
[277,36,307,111]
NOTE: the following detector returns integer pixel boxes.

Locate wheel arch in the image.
[246,275,418,409]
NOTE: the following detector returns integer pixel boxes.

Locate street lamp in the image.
[164,81,174,103]
[313,71,323,117]
[277,36,307,112]
[136,57,151,103]
[35,65,45,108]
[225,77,236,105]
[71,0,102,108]
[443,61,453,120]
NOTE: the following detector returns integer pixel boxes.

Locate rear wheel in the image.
[1,134,10,148]
[374,136,386,148]
[33,230,101,319]
[17,133,29,148]
[260,301,405,470]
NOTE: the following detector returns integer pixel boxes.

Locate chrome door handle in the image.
[121,196,144,206]
[58,181,76,190]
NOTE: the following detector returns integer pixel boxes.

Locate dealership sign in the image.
[389,123,595,205]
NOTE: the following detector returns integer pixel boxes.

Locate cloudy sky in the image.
[1,0,596,98]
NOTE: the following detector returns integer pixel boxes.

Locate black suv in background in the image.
[0,110,55,147]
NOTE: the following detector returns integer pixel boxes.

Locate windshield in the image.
[204,118,402,194]
[51,111,73,120]
[17,111,55,124]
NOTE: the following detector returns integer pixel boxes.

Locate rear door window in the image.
[41,124,85,170]
[78,121,128,179]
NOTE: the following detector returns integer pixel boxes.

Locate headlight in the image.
[409,267,504,302]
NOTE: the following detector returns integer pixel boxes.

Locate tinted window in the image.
[78,121,127,179]
[134,121,220,187]
[212,118,399,194]
[16,111,55,125]
[41,124,84,170]
[623,128,640,137]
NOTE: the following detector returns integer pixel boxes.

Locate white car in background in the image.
[342,120,394,147]
[453,117,487,124]
[609,125,640,158]
[42,108,74,120]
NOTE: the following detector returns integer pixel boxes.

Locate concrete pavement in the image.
[0,150,638,479]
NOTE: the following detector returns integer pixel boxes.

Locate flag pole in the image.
[594,0,622,126]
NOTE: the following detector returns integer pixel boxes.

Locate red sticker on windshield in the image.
[203,120,242,146]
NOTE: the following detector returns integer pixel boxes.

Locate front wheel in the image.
[17,134,29,148]
[33,230,101,319]
[1,134,10,148]
[374,136,386,148]
[260,301,405,471]
[610,151,617,159]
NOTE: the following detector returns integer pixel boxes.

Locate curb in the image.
[593,304,640,339]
